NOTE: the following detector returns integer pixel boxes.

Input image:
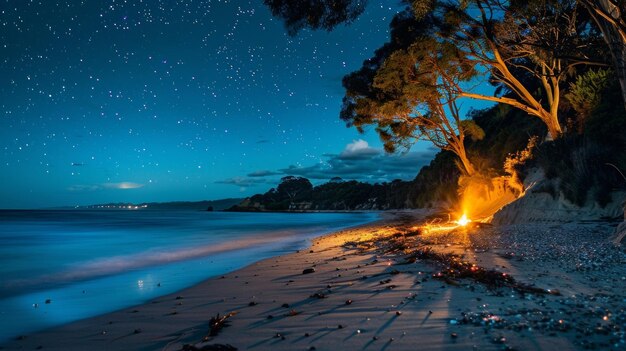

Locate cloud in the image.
[215,177,271,187]
[103,182,144,189]
[68,182,144,192]
[338,139,381,160]
[247,170,282,177]
[242,139,437,184]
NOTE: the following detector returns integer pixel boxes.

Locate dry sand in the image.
[2,212,625,351]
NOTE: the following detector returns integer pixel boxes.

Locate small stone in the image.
[396,311,402,316]
[282,303,290,308]
[345,299,353,305]
[338,324,343,329]
[134,328,142,334]
[451,333,458,339]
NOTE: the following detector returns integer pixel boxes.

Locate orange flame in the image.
[456,214,471,226]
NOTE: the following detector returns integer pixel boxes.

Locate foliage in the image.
[276,176,313,203]
[503,136,539,194]
[341,9,482,175]
[533,75,626,206]
[578,0,626,109]
[405,151,460,208]
[565,69,613,133]
[229,176,414,211]
[263,0,367,35]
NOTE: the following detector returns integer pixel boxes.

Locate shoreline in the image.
[0,211,382,343]
[2,211,625,350]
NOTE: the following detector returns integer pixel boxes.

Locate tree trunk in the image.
[584,0,626,110]
[618,46,626,110]
[456,146,475,176]
[604,28,626,111]
[544,114,563,141]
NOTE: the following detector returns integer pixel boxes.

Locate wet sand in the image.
[2,213,625,350]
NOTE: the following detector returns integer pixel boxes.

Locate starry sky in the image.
[1,0,439,209]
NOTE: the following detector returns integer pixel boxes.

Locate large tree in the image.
[343,18,486,175]
[417,0,600,140]
[267,0,599,140]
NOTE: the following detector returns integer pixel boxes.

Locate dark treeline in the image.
[227,176,414,211]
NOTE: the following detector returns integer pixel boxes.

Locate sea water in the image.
[0,210,377,342]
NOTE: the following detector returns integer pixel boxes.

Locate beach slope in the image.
[3,214,625,350]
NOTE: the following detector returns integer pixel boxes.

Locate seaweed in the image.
[208,312,237,337]
[341,228,550,295]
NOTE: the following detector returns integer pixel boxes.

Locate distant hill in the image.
[82,198,244,211]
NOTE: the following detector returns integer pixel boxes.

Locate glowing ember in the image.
[457,214,471,226]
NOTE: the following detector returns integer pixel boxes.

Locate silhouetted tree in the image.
[276,176,313,205]
[263,0,367,35]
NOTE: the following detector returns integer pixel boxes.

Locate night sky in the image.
[1,0,438,209]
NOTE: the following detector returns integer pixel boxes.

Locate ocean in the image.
[0,210,378,342]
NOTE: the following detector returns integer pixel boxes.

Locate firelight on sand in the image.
[457,214,471,226]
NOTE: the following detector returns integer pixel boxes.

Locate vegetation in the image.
[579,0,626,108]
[261,0,626,213]
[231,76,625,211]
[227,176,414,211]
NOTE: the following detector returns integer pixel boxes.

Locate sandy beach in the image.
[2,212,625,351]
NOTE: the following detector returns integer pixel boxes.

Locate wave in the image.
[1,229,302,295]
